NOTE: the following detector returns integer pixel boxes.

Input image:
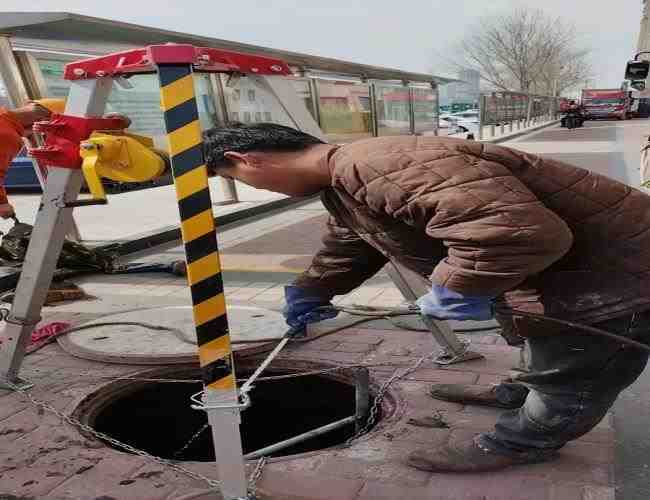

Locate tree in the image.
[449,8,592,95]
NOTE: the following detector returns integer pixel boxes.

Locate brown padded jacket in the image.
[293,135,650,330]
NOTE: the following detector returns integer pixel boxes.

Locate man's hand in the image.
[416,284,494,321]
[0,203,15,219]
[12,102,54,130]
[283,285,339,329]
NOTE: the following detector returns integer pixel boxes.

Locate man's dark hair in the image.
[202,122,324,169]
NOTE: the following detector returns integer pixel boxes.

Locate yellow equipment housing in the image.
[79,132,168,202]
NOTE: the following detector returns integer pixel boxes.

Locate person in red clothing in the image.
[0,99,65,219]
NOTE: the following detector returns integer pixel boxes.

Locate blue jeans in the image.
[478,311,650,458]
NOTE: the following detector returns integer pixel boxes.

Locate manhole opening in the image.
[81,366,382,461]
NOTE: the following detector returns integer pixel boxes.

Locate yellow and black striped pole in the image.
[157,63,247,499]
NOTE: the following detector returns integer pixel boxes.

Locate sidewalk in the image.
[2,177,291,244]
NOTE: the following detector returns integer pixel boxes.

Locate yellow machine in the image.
[78,132,168,201]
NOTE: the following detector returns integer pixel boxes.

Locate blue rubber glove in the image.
[283,285,339,329]
[416,284,494,321]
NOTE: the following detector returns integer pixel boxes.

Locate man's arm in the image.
[424,194,573,297]
[292,212,388,299]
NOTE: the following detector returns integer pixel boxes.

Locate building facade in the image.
[439,68,480,111]
[639,0,650,53]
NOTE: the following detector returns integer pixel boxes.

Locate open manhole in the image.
[74,363,391,461]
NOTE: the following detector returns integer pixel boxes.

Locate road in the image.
[509,118,650,500]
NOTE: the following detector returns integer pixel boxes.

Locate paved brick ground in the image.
[0,306,615,500]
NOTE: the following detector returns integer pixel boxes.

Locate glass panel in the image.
[412,87,438,135]
[316,80,372,143]
[39,57,72,98]
[194,74,220,131]
[374,84,411,136]
[291,79,316,120]
[221,75,294,126]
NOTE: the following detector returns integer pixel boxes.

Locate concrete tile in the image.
[333,342,376,354]
[405,369,478,384]
[279,349,365,365]
[550,483,587,500]
[575,427,615,445]
[582,485,615,500]
[561,441,615,465]
[0,394,29,422]
[330,329,386,345]
[359,473,554,500]
[0,456,74,498]
[356,483,442,500]
[388,426,451,446]
[397,382,465,413]
[0,408,44,445]
[317,454,433,487]
[423,473,554,500]
[256,470,364,500]
[48,456,151,499]
[262,454,328,475]
[226,283,276,301]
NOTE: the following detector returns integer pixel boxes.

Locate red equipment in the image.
[28,115,129,169]
[64,44,292,80]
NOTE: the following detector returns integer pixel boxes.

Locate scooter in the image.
[561,111,584,129]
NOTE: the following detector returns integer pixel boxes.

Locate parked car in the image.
[444,110,479,139]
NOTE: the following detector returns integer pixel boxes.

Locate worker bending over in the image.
[203,123,650,472]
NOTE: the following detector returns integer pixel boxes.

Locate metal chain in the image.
[173,422,210,459]
[344,349,438,446]
[4,379,223,490]
[247,457,267,498]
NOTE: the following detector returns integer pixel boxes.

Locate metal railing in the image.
[478,91,561,140]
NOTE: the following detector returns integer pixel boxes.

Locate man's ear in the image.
[224,151,256,168]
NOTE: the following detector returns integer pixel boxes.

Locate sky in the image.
[0,0,642,88]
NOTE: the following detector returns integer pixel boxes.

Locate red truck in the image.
[581,89,631,120]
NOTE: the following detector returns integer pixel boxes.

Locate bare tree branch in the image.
[441,7,593,96]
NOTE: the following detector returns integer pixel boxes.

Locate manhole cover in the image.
[58,305,286,364]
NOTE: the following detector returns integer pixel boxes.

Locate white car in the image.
[438,114,452,130]
[443,110,480,138]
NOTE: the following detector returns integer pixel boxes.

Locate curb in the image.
[101,195,316,256]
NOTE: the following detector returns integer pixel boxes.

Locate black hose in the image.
[498,308,650,353]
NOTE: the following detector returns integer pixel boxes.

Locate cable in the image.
[495,308,650,353]
[15,302,650,357]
